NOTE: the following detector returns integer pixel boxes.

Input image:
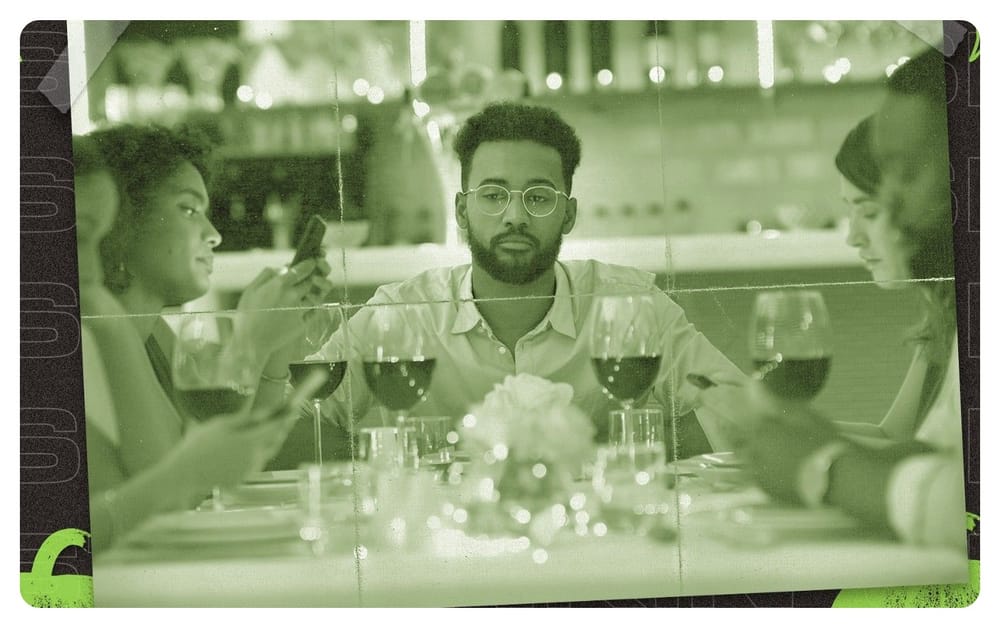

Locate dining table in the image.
[91,455,969,608]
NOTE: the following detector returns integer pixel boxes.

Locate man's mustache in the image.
[491,231,539,247]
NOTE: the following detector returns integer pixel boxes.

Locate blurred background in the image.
[67,20,947,461]
[71,20,941,246]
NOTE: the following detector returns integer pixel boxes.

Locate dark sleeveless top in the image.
[144,333,184,424]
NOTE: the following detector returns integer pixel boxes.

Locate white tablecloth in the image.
[92,477,968,607]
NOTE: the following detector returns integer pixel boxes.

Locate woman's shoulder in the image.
[81,326,121,447]
[913,334,962,450]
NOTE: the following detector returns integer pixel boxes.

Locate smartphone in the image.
[290,215,328,267]
[686,373,718,390]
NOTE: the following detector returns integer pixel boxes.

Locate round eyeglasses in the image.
[462,184,570,218]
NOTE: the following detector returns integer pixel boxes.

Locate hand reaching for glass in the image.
[739,410,843,505]
[686,371,843,503]
[683,369,756,449]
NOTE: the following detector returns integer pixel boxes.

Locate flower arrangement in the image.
[458,374,595,540]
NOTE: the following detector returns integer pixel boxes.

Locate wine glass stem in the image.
[396,411,408,469]
[312,399,323,467]
[621,402,636,466]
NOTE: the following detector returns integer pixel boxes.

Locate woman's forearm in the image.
[825,441,936,530]
[90,458,205,554]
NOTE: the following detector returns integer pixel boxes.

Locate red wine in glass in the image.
[750,290,833,403]
[175,386,254,422]
[752,356,831,401]
[289,361,347,399]
[362,358,437,412]
[172,312,257,510]
[288,360,348,466]
[592,355,662,405]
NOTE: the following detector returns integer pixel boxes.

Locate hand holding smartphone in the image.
[291,215,328,267]
[686,373,718,390]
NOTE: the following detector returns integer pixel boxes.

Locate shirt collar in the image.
[451,266,480,335]
[449,263,578,339]
[548,262,578,339]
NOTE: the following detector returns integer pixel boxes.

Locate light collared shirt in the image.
[313,259,745,447]
[886,336,967,549]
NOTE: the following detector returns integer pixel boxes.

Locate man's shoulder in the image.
[373,264,470,303]
[561,259,657,293]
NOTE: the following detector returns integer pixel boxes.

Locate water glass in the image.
[608,407,668,469]
[297,462,375,555]
[401,416,455,470]
[358,426,402,469]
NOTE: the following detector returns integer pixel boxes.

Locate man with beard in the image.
[313,103,745,449]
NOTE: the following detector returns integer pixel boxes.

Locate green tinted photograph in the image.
[66,20,971,606]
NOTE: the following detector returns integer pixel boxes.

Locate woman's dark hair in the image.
[72,134,109,178]
[884,48,956,370]
[454,102,582,193]
[834,116,879,196]
[89,124,216,294]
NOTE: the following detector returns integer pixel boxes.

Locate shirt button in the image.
[498,346,507,354]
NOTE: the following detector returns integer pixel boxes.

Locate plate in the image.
[131,509,303,548]
[666,452,745,473]
[244,470,302,485]
[687,504,862,547]
[220,482,301,507]
[664,452,751,488]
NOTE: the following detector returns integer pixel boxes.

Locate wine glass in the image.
[172,312,258,509]
[749,290,833,403]
[590,294,662,405]
[361,304,437,465]
[288,304,347,467]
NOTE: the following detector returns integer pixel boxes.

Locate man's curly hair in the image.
[453,102,582,194]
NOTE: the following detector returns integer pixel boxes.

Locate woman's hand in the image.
[684,370,758,448]
[741,410,842,504]
[166,405,298,504]
[236,257,336,365]
[688,374,843,503]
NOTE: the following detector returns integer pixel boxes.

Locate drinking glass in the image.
[172,312,258,509]
[297,461,375,555]
[401,416,455,471]
[358,427,402,470]
[749,290,833,402]
[172,312,257,420]
[592,444,671,536]
[589,295,663,440]
[289,304,347,466]
[609,407,668,469]
[361,304,437,444]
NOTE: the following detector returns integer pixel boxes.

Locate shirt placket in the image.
[514,320,555,375]
[476,321,515,372]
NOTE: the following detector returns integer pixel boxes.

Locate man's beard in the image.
[467,229,563,285]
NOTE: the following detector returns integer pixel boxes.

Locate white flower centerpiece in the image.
[458,374,595,542]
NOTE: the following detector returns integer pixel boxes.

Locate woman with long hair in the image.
[833,113,956,443]
[694,48,965,549]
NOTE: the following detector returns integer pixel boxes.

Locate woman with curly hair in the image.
[88,124,334,472]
